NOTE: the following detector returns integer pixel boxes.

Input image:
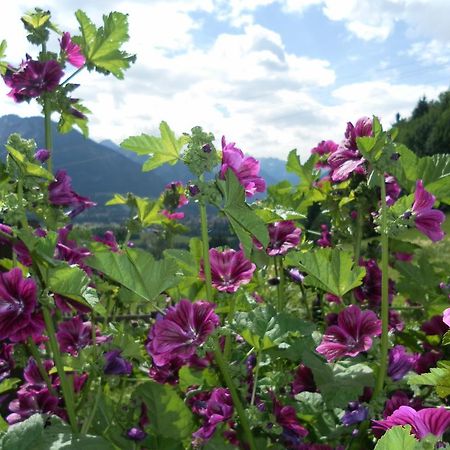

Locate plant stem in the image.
[81,377,102,434]
[374,175,390,397]
[43,96,53,174]
[60,66,85,86]
[26,338,57,396]
[199,199,255,450]
[42,306,78,433]
[278,256,285,311]
[250,351,261,406]
[299,283,311,320]
[213,343,256,450]
[224,298,236,362]
[353,205,363,264]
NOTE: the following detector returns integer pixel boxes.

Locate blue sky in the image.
[1,0,449,160]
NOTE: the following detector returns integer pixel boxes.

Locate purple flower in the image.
[372,406,450,440]
[385,175,401,206]
[0,268,43,342]
[104,350,132,376]
[54,294,92,314]
[325,293,342,304]
[311,140,338,156]
[127,427,147,441]
[292,364,316,395]
[383,391,423,419]
[411,180,445,242]
[353,259,395,308]
[220,136,266,197]
[287,268,305,284]
[414,348,442,374]
[55,225,91,270]
[148,357,184,385]
[93,231,119,252]
[23,358,56,391]
[273,396,309,447]
[161,181,188,220]
[254,221,302,256]
[421,315,449,336]
[341,402,369,426]
[388,345,418,381]
[394,252,413,262]
[443,308,450,328]
[146,300,219,367]
[388,309,404,333]
[0,343,14,382]
[200,248,256,293]
[346,117,373,150]
[316,305,382,362]
[7,388,64,424]
[34,148,50,163]
[56,316,107,356]
[317,224,332,248]
[3,57,64,102]
[60,32,85,68]
[192,388,233,441]
[48,170,96,218]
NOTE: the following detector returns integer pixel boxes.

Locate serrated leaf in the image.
[121,121,188,171]
[133,382,193,439]
[374,426,418,450]
[135,196,164,226]
[286,150,319,189]
[75,10,135,79]
[408,363,450,398]
[291,248,365,297]
[6,145,53,180]
[22,10,51,29]
[86,247,179,306]
[105,193,127,206]
[58,103,90,137]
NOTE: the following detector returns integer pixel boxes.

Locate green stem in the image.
[353,205,363,264]
[81,378,102,434]
[26,338,57,396]
[16,177,29,229]
[213,343,256,450]
[42,307,78,433]
[278,256,285,311]
[250,351,261,406]
[43,96,53,174]
[374,175,390,397]
[274,258,282,312]
[199,199,255,450]
[60,66,85,86]
[299,283,311,320]
[224,298,236,362]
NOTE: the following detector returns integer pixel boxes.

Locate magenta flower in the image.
[56,316,107,356]
[443,308,450,327]
[34,148,50,163]
[3,57,63,102]
[23,358,56,390]
[292,364,316,395]
[55,225,91,269]
[220,136,266,197]
[388,345,418,381]
[421,315,449,336]
[49,170,96,218]
[316,305,382,362]
[146,300,219,367]
[0,343,14,382]
[346,117,373,150]
[311,140,338,156]
[199,248,256,293]
[127,427,147,441]
[93,230,119,252]
[254,221,302,256]
[383,391,423,419]
[193,388,234,441]
[410,180,445,241]
[353,259,395,308]
[385,175,401,206]
[317,224,332,248]
[60,32,85,68]
[161,181,188,220]
[372,406,450,440]
[104,350,132,376]
[395,252,413,262]
[148,357,184,385]
[273,396,309,447]
[0,268,44,342]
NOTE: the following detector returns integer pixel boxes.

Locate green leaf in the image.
[21,10,51,29]
[121,122,188,171]
[0,40,7,75]
[221,170,269,255]
[286,150,319,189]
[86,248,179,306]
[5,145,54,180]
[178,366,219,391]
[290,248,365,297]
[408,363,450,398]
[58,103,91,137]
[374,426,418,450]
[75,10,136,79]
[133,382,193,439]
[0,414,113,450]
[105,193,127,206]
[0,378,20,395]
[135,196,164,226]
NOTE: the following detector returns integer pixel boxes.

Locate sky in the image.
[0,0,449,161]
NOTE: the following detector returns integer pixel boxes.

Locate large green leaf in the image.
[75,10,136,79]
[289,248,365,297]
[0,414,113,450]
[286,150,319,189]
[6,145,53,180]
[86,247,179,306]
[221,170,269,255]
[374,426,418,450]
[134,382,193,440]
[121,122,188,171]
[408,362,450,398]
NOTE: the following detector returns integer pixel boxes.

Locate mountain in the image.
[0,115,296,222]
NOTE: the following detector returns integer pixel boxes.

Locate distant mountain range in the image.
[0,115,298,222]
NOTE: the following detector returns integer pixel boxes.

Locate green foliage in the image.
[5,145,54,180]
[184,126,219,176]
[408,361,450,398]
[374,426,418,450]
[121,121,188,171]
[0,414,113,450]
[286,150,319,189]
[220,169,269,255]
[86,247,179,307]
[0,40,7,75]
[133,382,193,440]
[58,103,91,138]
[287,248,366,297]
[75,10,136,79]
[21,8,55,45]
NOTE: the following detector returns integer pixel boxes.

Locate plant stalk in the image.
[374,175,390,397]
[42,306,78,433]
[26,338,57,396]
